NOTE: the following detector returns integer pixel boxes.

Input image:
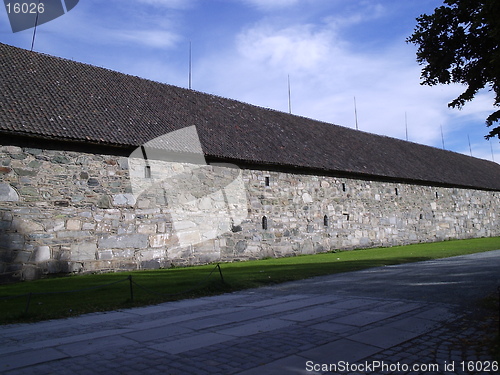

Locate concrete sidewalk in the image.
[1,250,499,375]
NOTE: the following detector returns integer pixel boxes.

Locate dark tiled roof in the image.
[1,43,500,190]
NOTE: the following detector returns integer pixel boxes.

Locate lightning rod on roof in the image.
[468,134,473,156]
[30,0,41,51]
[405,112,408,141]
[440,125,445,150]
[354,96,359,130]
[288,75,292,114]
[490,139,495,162]
[188,41,192,90]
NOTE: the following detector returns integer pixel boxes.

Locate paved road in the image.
[1,250,499,375]
[278,250,500,306]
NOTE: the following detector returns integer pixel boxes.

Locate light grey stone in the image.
[71,242,97,261]
[11,218,44,232]
[118,157,129,170]
[34,246,51,262]
[0,183,19,201]
[112,194,136,206]
[98,234,148,249]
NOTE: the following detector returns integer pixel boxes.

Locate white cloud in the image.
[196,19,459,148]
[135,0,195,9]
[324,2,386,29]
[237,23,337,72]
[241,0,300,10]
[111,29,181,49]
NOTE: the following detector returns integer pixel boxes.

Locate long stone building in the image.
[1,42,499,282]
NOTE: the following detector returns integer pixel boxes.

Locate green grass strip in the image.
[1,237,499,324]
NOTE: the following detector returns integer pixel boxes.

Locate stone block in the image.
[176,230,201,246]
[27,160,42,168]
[137,199,151,209]
[157,222,166,233]
[97,249,114,260]
[10,218,44,233]
[22,265,42,281]
[173,220,197,231]
[149,234,171,248]
[97,195,112,209]
[140,260,161,269]
[138,224,156,234]
[302,192,313,203]
[123,213,135,221]
[13,167,37,176]
[139,249,165,261]
[0,233,24,253]
[235,240,247,253]
[10,153,27,160]
[34,246,51,262]
[4,146,22,153]
[56,231,90,239]
[71,242,97,261]
[15,250,31,263]
[46,260,62,274]
[25,148,42,155]
[53,155,70,164]
[112,249,135,258]
[98,234,148,249]
[52,220,66,231]
[360,237,371,246]
[118,157,129,170]
[66,219,81,231]
[112,194,136,206]
[0,220,10,230]
[53,200,70,207]
[82,223,95,230]
[300,241,314,255]
[0,183,19,202]
[195,252,220,264]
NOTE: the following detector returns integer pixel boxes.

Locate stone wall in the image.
[0,144,499,282]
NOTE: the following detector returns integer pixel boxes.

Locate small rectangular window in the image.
[265,176,270,186]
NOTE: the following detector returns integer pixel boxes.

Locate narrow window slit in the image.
[262,216,268,230]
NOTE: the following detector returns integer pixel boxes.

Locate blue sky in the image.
[1,0,499,163]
